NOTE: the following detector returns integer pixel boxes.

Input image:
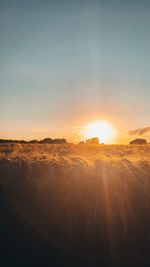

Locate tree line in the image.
[0,138,67,144]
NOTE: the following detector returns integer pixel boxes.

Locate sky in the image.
[0,0,150,143]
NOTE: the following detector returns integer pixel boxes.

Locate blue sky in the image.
[0,0,150,142]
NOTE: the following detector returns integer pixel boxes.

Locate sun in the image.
[82,120,117,143]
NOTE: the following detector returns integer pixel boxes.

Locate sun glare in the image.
[82,121,117,143]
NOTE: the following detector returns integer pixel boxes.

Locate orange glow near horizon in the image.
[81,120,118,144]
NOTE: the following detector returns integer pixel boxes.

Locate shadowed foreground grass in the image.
[0,144,150,267]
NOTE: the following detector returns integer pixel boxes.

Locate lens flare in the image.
[82,120,117,143]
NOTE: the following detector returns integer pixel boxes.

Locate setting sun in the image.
[82,121,117,143]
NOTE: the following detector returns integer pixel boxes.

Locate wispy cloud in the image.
[128,127,150,136]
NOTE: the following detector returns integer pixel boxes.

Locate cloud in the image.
[128,127,150,136]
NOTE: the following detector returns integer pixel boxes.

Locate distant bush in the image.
[28,140,39,144]
[85,137,99,144]
[39,138,67,144]
[130,138,147,145]
[78,141,85,144]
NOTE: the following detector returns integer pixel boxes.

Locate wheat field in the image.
[0,144,150,266]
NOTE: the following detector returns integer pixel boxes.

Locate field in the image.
[0,144,150,267]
